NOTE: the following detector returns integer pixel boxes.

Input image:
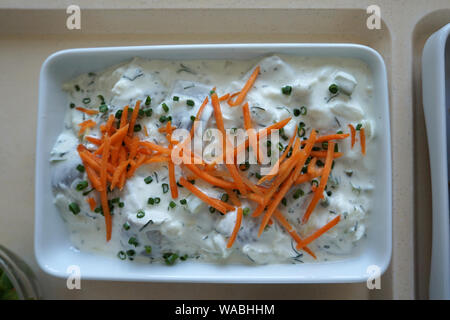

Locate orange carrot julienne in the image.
[120,105,129,128]
[85,136,102,145]
[360,127,366,155]
[211,92,247,196]
[302,141,335,224]
[257,132,297,185]
[242,102,263,163]
[348,124,356,148]
[219,93,230,101]
[78,119,96,136]
[100,189,112,241]
[139,141,171,155]
[99,134,111,191]
[75,107,99,115]
[86,197,96,211]
[258,130,316,236]
[225,189,242,206]
[296,215,341,250]
[128,100,140,136]
[301,133,350,145]
[273,210,316,259]
[110,160,129,190]
[184,163,236,190]
[226,207,243,248]
[310,151,343,159]
[228,66,260,106]
[178,177,229,214]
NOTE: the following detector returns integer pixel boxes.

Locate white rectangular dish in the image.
[35,43,391,283]
[422,24,450,299]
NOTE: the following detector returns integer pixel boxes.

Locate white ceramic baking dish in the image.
[35,44,391,283]
[422,24,450,300]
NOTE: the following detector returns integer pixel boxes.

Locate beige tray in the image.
[0,1,448,299]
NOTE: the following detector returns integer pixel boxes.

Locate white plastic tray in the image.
[422,23,450,300]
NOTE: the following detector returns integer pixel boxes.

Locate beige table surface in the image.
[0,0,448,300]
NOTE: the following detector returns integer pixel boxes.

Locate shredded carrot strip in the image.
[360,127,366,155]
[228,66,260,106]
[225,189,241,206]
[219,93,230,101]
[258,130,316,236]
[144,155,170,164]
[120,105,129,128]
[302,133,350,145]
[348,124,356,148]
[78,119,96,136]
[128,100,140,136]
[273,210,316,259]
[226,207,243,248]
[296,216,341,250]
[103,114,115,135]
[184,163,236,190]
[99,134,112,241]
[179,177,229,214]
[86,197,96,211]
[139,141,171,155]
[110,160,129,190]
[211,92,247,196]
[257,131,297,185]
[242,102,263,163]
[158,125,177,133]
[143,125,149,137]
[75,107,99,115]
[310,151,343,159]
[85,136,102,145]
[302,141,335,224]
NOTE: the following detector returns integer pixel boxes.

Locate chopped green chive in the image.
[297,124,306,137]
[145,245,152,254]
[99,104,108,113]
[180,199,187,205]
[243,207,250,216]
[76,164,85,173]
[293,109,301,117]
[209,207,215,213]
[117,251,126,260]
[255,172,262,179]
[328,84,339,94]
[123,222,130,230]
[133,124,142,132]
[114,109,123,119]
[136,210,145,218]
[145,96,151,106]
[75,181,89,191]
[138,109,145,118]
[356,123,362,131]
[173,96,179,101]
[190,115,196,121]
[118,202,125,208]
[162,183,169,193]
[74,84,80,91]
[148,198,155,205]
[82,97,91,104]
[336,130,343,134]
[162,103,169,113]
[144,176,153,184]
[159,115,167,123]
[293,189,304,199]
[169,201,176,209]
[154,197,161,204]
[126,249,135,257]
[180,254,188,261]
[97,94,105,103]
[163,252,179,265]
[281,85,292,95]
[221,194,229,202]
[145,108,153,117]
[128,237,139,247]
[112,197,120,204]
[300,106,307,115]
[186,99,195,107]
[94,207,102,214]
[68,202,80,215]
[281,197,287,206]
[70,103,76,109]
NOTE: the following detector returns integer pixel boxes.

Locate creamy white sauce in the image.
[51,55,375,265]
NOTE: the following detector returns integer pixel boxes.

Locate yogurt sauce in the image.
[51,55,375,265]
